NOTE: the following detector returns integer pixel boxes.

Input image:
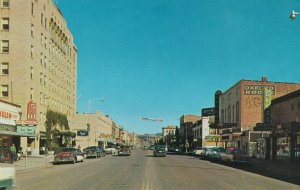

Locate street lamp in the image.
[88,97,104,114]
[290,10,300,20]
[87,97,104,146]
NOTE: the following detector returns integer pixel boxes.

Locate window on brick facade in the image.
[236,101,240,122]
[1,62,8,75]
[1,40,9,53]
[1,85,8,97]
[228,105,231,123]
[1,18,9,30]
[232,105,235,123]
[2,0,9,8]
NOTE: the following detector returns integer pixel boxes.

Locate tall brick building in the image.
[179,114,201,150]
[219,77,300,148]
[0,0,77,155]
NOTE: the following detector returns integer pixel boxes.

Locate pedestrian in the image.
[9,144,16,164]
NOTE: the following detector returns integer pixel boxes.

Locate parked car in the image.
[220,148,251,164]
[207,147,226,161]
[54,147,85,161]
[0,167,16,189]
[83,146,105,158]
[193,147,204,157]
[104,147,117,154]
[53,152,77,165]
[200,147,213,159]
[153,145,166,157]
[118,147,131,156]
[149,145,155,150]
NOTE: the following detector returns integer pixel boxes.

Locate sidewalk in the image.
[249,158,300,183]
[0,155,54,173]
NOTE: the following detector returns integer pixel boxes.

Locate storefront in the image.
[275,122,300,161]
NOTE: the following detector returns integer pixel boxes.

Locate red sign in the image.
[27,100,37,121]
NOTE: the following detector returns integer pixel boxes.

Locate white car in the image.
[104,147,117,154]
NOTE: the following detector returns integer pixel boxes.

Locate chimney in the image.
[261,76,267,82]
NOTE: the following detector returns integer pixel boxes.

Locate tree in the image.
[45,110,70,150]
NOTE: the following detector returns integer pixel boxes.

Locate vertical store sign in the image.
[27,100,37,121]
[214,90,222,125]
[264,88,272,109]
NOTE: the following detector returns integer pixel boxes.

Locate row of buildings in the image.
[0,0,137,157]
[162,77,300,161]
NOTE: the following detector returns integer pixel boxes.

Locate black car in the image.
[153,145,166,157]
[83,146,105,158]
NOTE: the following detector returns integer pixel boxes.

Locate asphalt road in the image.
[15,149,299,190]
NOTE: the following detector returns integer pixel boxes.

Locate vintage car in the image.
[0,167,16,189]
[207,147,226,161]
[53,152,77,165]
[220,148,251,164]
[193,147,204,157]
[153,145,166,157]
[104,147,117,154]
[83,146,105,158]
[54,147,85,161]
[118,147,131,156]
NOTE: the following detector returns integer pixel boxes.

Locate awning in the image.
[0,130,37,137]
[232,133,242,137]
[96,138,106,142]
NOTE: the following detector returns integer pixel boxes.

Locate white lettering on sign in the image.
[244,85,275,95]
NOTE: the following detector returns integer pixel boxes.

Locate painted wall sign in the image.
[244,85,275,95]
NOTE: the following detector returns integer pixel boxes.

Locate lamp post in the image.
[290,10,300,20]
[87,97,104,146]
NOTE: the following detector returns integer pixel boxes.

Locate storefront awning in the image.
[0,130,37,137]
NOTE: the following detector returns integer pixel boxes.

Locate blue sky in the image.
[57,0,300,134]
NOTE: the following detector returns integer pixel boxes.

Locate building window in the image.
[41,13,43,26]
[232,105,235,123]
[2,0,9,8]
[1,85,8,97]
[291,103,294,111]
[44,75,47,86]
[41,33,43,45]
[30,88,33,100]
[228,105,231,123]
[31,45,34,58]
[1,18,9,30]
[40,73,43,84]
[31,24,34,38]
[45,18,47,30]
[1,62,8,75]
[221,109,224,123]
[30,67,33,79]
[236,101,240,122]
[31,2,34,16]
[1,40,9,53]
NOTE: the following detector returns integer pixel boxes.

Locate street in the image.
[14,149,299,190]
